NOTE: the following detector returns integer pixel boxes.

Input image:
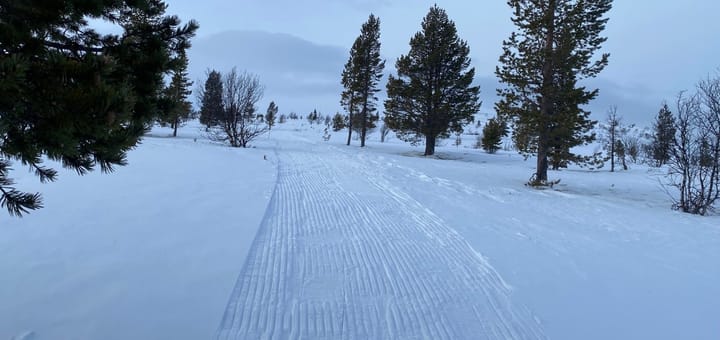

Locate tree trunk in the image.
[360,127,367,147]
[535,0,556,184]
[346,113,353,146]
[347,98,355,145]
[360,95,369,147]
[425,134,436,156]
[610,132,615,172]
[173,117,178,137]
[536,136,549,182]
[360,109,367,148]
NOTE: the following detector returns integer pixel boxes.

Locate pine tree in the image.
[307,109,320,124]
[341,47,359,145]
[160,50,193,137]
[651,103,676,166]
[332,113,346,131]
[0,0,197,216]
[265,101,278,130]
[341,14,385,147]
[482,118,508,154]
[199,70,224,128]
[384,5,481,156]
[496,0,612,185]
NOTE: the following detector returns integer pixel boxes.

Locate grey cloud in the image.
[188,30,347,115]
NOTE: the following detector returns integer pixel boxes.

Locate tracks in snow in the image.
[217,141,545,339]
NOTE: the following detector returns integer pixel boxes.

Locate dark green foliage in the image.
[351,113,379,135]
[199,70,224,127]
[482,118,508,154]
[0,0,197,216]
[159,50,193,137]
[384,5,481,156]
[265,101,278,130]
[332,113,346,131]
[698,137,715,168]
[0,160,43,217]
[496,0,612,184]
[307,109,320,124]
[341,14,385,147]
[651,103,676,166]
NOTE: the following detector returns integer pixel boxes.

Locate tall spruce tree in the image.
[341,14,385,147]
[0,0,197,216]
[199,70,224,128]
[341,42,359,145]
[384,5,481,156]
[160,50,193,137]
[496,0,612,184]
[265,101,278,130]
[651,103,675,166]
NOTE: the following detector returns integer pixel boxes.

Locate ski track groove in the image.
[216,141,546,340]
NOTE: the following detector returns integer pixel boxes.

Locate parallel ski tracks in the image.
[217,142,545,339]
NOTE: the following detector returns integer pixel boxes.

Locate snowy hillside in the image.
[2,120,719,340]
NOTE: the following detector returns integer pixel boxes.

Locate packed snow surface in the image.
[2,120,719,340]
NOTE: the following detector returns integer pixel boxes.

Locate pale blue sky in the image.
[164,0,720,124]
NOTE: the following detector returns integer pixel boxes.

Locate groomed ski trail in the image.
[217,136,546,340]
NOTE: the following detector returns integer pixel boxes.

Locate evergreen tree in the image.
[482,118,508,154]
[307,109,320,124]
[199,70,224,128]
[651,103,676,166]
[332,113,346,131]
[496,0,612,185]
[341,14,385,147]
[265,101,278,130]
[341,48,358,145]
[0,0,197,216]
[159,50,193,137]
[384,5,481,156]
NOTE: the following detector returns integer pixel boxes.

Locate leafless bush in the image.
[666,82,720,215]
[208,68,267,148]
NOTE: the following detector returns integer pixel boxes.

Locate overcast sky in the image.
[164,0,720,125]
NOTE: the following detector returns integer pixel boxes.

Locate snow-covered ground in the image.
[2,120,719,339]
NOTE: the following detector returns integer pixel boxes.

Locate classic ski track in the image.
[216,141,545,340]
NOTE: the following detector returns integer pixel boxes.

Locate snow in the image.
[2,120,719,339]
[0,125,276,339]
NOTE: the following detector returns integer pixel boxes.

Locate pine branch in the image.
[0,186,43,218]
